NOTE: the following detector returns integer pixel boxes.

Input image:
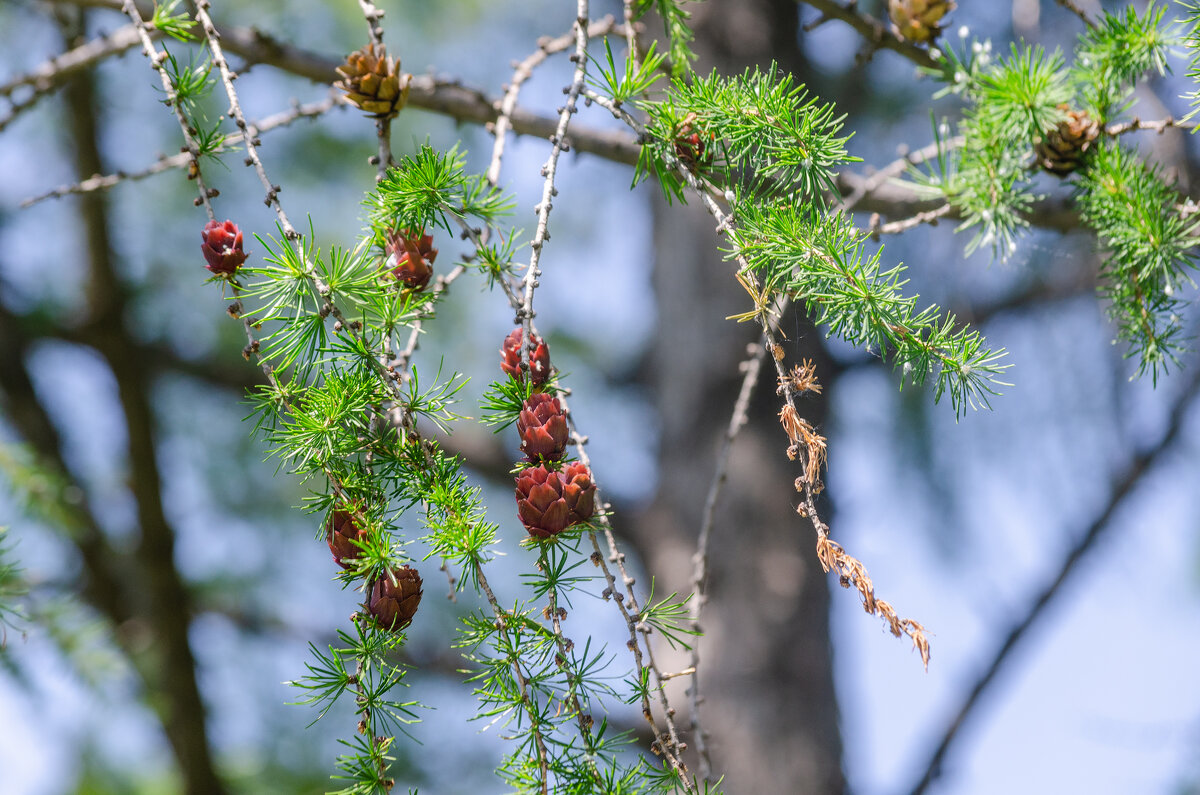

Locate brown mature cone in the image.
[501,328,551,386]
[385,228,437,289]
[326,509,367,569]
[516,393,569,462]
[1035,105,1100,176]
[368,566,423,631]
[335,43,411,118]
[888,0,955,44]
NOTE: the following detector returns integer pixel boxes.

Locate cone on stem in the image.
[385,228,437,289]
[201,219,248,276]
[367,566,423,631]
[888,0,955,44]
[501,328,551,386]
[515,463,596,539]
[335,43,411,118]
[326,508,368,569]
[1035,105,1100,176]
[517,394,568,462]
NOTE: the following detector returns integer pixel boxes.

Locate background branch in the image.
[906,360,1200,795]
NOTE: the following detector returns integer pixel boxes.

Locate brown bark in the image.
[632,1,845,791]
[48,10,229,794]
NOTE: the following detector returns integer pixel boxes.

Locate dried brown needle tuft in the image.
[781,362,931,670]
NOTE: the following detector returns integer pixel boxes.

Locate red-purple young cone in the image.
[385,228,437,289]
[200,220,244,275]
[326,509,366,569]
[674,129,713,172]
[561,462,596,525]
[515,465,571,539]
[517,393,568,462]
[201,220,249,276]
[501,328,551,386]
[368,566,423,631]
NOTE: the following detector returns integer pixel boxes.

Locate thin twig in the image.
[687,333,773,781]
[0,84,59,134]
[496,3,694,784]
[1106,116,1196,136]
[193,0,294,236]
[1,23,144,98]
[871,202,953,236]
[21,95,342,208]
[486,16,620,186]
[1054,0,1095,28]
[557,394,695,785]
[120,0,216,220]
[798,0,940,71]
[622,0,639,71]
[355,0,394,178]
[516,3,591,376]
[837,137,963,213]
[905,361,1200,795]
[480,21,696,771]
[473,561,552,795]
[535,545,605,786]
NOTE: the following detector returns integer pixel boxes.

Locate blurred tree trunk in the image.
[634,1,845,792]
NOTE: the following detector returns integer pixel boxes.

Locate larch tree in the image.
[2,0,1199,793]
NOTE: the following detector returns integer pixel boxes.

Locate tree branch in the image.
[58,8,227,791]
[0,23,144,98]
[797,0,940,70]
[905,360,1200,795]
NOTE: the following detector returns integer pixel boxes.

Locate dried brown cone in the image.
[888,0,956,44]
[1035,105,1100,176]
[367,566,423,631]
[335,43,411,118]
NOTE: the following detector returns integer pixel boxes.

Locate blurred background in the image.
[2,0,1200,793]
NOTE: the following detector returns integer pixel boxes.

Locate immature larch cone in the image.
[335,43,411,118]
[560,462,596,525]
[1035,105,1100,176]
[201,219,248,275]
[326,509,367,569]
[501,327,552,386]
[888,0,955,44]
[515,465,570,539]
[385,229,437,289]
[514,463,596,539]
[674,127,713,172]
[516,393,569,462]
[368,566,423,631]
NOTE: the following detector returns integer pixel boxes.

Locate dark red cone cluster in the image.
[385,228,437,290]
[367,566,423,631]
[499,327,595,539]
[201,219,249,275]
[517,393,568,462]
[501,327,551,386]
[326,508,367,569]
[514,463,596,539]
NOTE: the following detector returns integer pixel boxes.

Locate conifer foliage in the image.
[4,0,1200,793]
